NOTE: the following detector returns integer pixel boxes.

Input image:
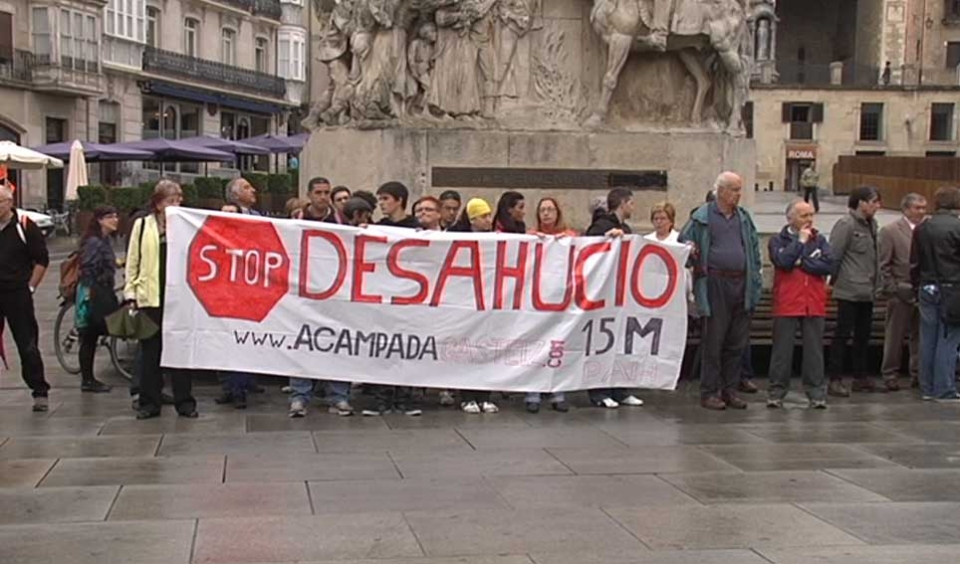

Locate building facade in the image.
[0,0,308,208]
[750,0,960,194]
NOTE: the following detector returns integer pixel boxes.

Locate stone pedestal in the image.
[301,128,755,231]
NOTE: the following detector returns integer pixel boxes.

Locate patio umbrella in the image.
[29,140,154,162]
[108,138,235,162]
[0,141,63,169]
[243,133,309,153]
[65,140,88,201]
[178,135,270,156]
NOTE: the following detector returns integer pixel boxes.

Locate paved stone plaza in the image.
[2,211,959,564]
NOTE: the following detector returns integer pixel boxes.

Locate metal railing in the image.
[142,46,286,99]
[774,62,880,87]
[218,0,282,19]
[0,49,35,82]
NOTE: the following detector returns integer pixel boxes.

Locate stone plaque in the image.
[431,167,668,191]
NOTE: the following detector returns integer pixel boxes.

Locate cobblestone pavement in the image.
[2,234,959,564]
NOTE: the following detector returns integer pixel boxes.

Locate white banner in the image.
[161,207,690,392]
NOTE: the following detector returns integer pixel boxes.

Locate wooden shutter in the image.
[781,102,792,122]
[811,103,824,123]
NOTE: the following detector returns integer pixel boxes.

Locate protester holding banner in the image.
[77,206,120,394]
[531,197,577,237]
[439,190,462,231]
[332,185,351,222]
[645,202,680,244]
[584,188,645,409]
[304,177,341,223]
[377,181,420,228]
[494,191,527,234]
[680,172,762,411]
[125,180,197,419]
[414,196,443,231]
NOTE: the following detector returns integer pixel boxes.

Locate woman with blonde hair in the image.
[125,180,197,419]
[644,201,679,243]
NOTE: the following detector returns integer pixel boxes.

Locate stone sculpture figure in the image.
[587,0,750,131]
[302,28,354,128]
[427,4,486,117]
[407,21,438,114]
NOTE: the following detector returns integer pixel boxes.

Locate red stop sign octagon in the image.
[187,215,291,322]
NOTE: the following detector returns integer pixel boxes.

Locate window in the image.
[221,28,236,66]
[931,103,955,141]
[255,37,268,73]
[783,102,822,140]
[0,12,13,62]
[278,28,306,80]
[742,102,753,139]
[105,0,144,42]
[142,97,202,172]
[32,7,51,61]
[859,103,883,141]
[927,150,957,157]
[146,7,159,48]
[84,15,98,71]
[183,18,198,57]
[949,0,960,19]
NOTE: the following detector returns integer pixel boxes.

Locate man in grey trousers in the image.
[879,193,927,391]
[766,201,834,408]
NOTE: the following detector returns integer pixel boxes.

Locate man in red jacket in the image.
[767,200,835,409]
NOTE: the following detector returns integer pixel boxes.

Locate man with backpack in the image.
[0,185,51,412]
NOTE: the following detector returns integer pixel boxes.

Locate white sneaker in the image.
[620,395,644,407]
[288,399,306,418]
[597,398,619,409]
[281,385,293,393]
[438,390,456,406]
[461,401,481,414]
[481,402,499,413]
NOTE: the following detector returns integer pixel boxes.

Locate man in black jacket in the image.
[911,186,960,401]
[0,186,51,412]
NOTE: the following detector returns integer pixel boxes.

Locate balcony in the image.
[143,46,286,100]
[213,0,282,20]
[0,50,35,85]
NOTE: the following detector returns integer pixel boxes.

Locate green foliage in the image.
[267,173,293,195]
[181,183,198,207]
[195,177,227,200]
[77,185,108,211]
[242,172,269,193]
[108,187,143,213]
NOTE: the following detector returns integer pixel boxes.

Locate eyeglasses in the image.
[418,207,438,213]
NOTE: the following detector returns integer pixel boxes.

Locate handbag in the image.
[106,303,159,340]
[106,217,159,340]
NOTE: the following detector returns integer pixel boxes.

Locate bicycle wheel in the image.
[109,336,137,381]
[53,303,82,374]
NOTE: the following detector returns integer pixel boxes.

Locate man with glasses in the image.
[414,196,442,231]
[332,186,351,223]
[0,185,51,412]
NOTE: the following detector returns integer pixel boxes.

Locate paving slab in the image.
[660,471,888,504]
[485,475,699,509]
[827,468,960,501]
[0,486,118,524]
[193,513,423,563]
[699,444,901,472]
[799,502,960,544]
[403,507,644,556]
[308,478,508,513]
[99,413,249,435]
[545,446,738,475]
[157,432,317,456]
[226,452,401,483]
[0,435,162,459]
[382,411,534,430]
[530,549,771,564]
[603,504,865,550]
[456,427,627,450]
[853,443,960,469]
[758,545,960,564]
[870,421,960,443]
[204,556,533,564]
[391,449,572,479]
[0,519,196,564]
[109,482,312,520]
[733,423,912,444]
[597,424,769,446]
[246,413,391,432]
[311,429,474,453]
[0,459,57,488]
[40,455,225,487]
[0,415,106,437]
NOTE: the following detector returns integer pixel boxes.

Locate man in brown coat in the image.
[879,193,927,390]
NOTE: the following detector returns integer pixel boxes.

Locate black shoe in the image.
[552,401,570,413]
[248,384,266,394]
[178,409,199,418]
[526,402,540,413]
[81,380,112,393]
[215,393,234,405]
[136,408,161,420]
[738,380,759,394]
[235,393,247,410]
[161,393,175,405]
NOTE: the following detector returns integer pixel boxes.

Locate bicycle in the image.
[54,288,138,380]
[43,208,72,237]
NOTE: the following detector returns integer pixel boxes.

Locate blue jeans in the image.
[525,392,566,404]
[919,286,960,398]
[290,378,351,405]
[226,372,254,397]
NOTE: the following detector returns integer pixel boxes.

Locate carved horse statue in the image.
[586,0,750,130]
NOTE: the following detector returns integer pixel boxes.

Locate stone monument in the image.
[302,0,756,229]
